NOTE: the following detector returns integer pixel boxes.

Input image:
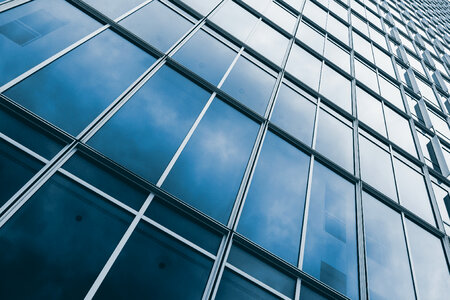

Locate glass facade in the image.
[0,0,449,299]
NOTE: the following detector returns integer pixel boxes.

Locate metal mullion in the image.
[0,0,30,13]
[0,131,48,165]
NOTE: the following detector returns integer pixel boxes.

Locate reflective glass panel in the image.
[287,45,322,91]
[181,0,221,15]
[5,30,156,135]
[354,59,379,92]
[238,132,310,264]
[356,87,386,136]
[302,162,358,300]
[324,39,350,73]
[378,76,404,111]
[296,21,325,55]
[162,99,259,224]
[83,0,145,19]
[384,106,416,156]
[303,1,327,29]
[327,15,349,45]
[265,2,297,33]
[300,285,329,300]
[319,65,352,112]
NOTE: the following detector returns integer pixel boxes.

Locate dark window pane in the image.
[83,0,146,19]
[0,139,44,208]
[120,1,194,53]
[0,0,100,85]
[146,197,222,254]
[5,30,155,135]
[356,87,386,136]
[0,173,132,299]
[393,158,435,225]
[315,109,354,173]
[287,45,322,91]
[62,152,149,210]
[359,135,397,200]
[221,55,276,115]
[228,245,296,297]
[238,132,310,264]
[0,106,65,159]
[319,65,352,113]
[406,219,450,300]
[271,83,316,145]
[88,66,209,183]
[216,269,279,300]
[362,192,415,300]
[162,99,259,223]
[173,28,236,85]
[300,284,330,300]
[302,162,358,300]
[95,221,213,300]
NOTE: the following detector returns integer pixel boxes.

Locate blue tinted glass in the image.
[0,106,65,159]
[271,84,316,145]
[362,192,415,300]
[406,219,450,300]
[0,173,132,299]
[63,152,149,210]
[120,1,193,52]
[221,55,276,115]
[228,245,296,297]
[173,28,236,85]
[5,30,155,135]
[146,197,222,254]
[0,0,100,85]
[238,132,310,264]
[216,269,279,300]
[384,107,417,157]
[181,0,221,15]
[88,66,209,183]
[286,45,322,91]
[359,135,397,201]
[95,221,213,299]
[162,99,259,224]
[302,162,358,300]
[315,109,354,173]
[83,0,145,19]
[319,65,352,113]
[0,139,43,208]
[300,285,330,300]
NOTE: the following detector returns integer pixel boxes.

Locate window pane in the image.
[315,109,353,172]
[0,139,44,208]
[83,0,145,19]
[265,2,297,33]
[384,107,416,156]
[327,15,349,45]
[238,132,310,264]
[406,219,450,300]
[356,87,386,136]
[162,99,259,224]
[378,76,404,111]
[287,45,322,91]
[303,1,327,29]
[302,162,358,300]
[359,134,397,200]
[209,1,258,41]
[4,30,156,135]
[353,32,374,63]
[432,183,450,226]
[180,0,220,15]
[173,28,236,85]
[216,269,279,300]
[119,1,194,53]
[0,0,100,85]
[362,192,415,300]
[88,66,209,183]
[373,46,395,78]
[354,59,379,92]
[319,65,352,112]
[247,21,290,65]
[300,285,330,300]
[393,158,435,225]
[296,21,325,55]
[324,39,350,73]
[271,83,316,145]
[95,221,213,299]
[0,173,133,299]
[221,55,276,115]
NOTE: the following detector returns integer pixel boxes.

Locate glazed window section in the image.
[432,183,450,234]
[303,1,327,29]
[362,192,416,300]
[302,162,358,300]
[119,1,194,53]
[0,139,44,208]
[94,221,213,299]
[209,1,258,41]
[327,15,349,45]
[0,173,133,299]
[83,0,146,19]
[4,30,156,135]
[221,55,276,115]
[359,134,397,201]
[287,44,322,91]
[271,83,316,146]
[315,109,354,173]
[378,76,404,111]
[0,0,100,86]
[264,2,297,33]
[384,107,417,157]
[173,28,237,85]
[88,66,209,184]
[324,39,350,73]
[319,65,352,113]
[180,0,221,15]
[406,219,450,300]
[296,21,325,55]
[354,59,379,92]
[393,158,435,225]
[356,87,387,136]
[162,99,259,224]
[247,21,290,66]
[238,132,310,264]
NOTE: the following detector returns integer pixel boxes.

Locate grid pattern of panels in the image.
[0,0,449,299]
